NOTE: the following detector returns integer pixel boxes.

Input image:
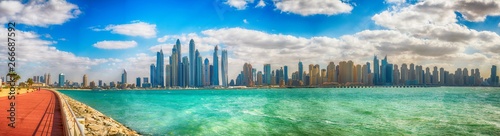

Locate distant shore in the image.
[53,85,499,92]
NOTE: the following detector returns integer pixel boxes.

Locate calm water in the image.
[59,87,500,135]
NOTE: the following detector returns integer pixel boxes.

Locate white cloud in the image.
[243,19,249,24]
[93,40,138,49]
[225,0,253,10]
[274,0,353,16]
[255,0,265,8]
[155,33,218,54]
[454,0,500,22]
[0,27,118,83]
[93,21,157,38]
[385,0,406,4]
[152,24,500,80]
[0,0,80,27]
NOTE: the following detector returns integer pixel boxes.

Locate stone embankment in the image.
[58,92,140,136]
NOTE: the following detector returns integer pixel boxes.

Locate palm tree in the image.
[6,71,20,86]
[27,78,34,90]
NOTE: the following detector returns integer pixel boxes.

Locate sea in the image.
[59,87,500,135]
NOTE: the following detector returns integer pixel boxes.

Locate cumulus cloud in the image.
[385,0,406,4]
[0,27,118,83]
[225,0,253,10]
[93,40,138,49]
[454,0,500,22]
[92,21,157,38]
[255,0,265,8]
[0,0,81,27]
[370,0,500,77]
[274,0,353,16]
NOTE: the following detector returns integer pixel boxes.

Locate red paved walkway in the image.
[0,89,63,136]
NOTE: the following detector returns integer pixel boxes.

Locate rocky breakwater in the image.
[57,92,140,136]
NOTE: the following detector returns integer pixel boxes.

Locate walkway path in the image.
[0,89,63,136]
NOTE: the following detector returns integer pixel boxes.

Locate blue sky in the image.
[2,0,500,83]
[27,0,392,58]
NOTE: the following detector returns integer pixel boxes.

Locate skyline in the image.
[46,50,498,88]
[1,0,500,83]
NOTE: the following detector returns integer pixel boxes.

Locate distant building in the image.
[82,74,88,88]
[212,45,219,86]
[58,73,65,87]
[136,77,141,88]
[491,65,498,86]
[122,69,127,84]
[221,50,228,87]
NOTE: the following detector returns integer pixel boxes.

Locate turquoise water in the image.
[59,87,500,135]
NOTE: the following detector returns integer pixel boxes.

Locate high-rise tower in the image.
[212,45,219,85]
[221,50,228,87]
[189,39,195,87]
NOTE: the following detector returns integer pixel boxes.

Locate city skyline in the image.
[45,50,498,88]
[1,0,500,83]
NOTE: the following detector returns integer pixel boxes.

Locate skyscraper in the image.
[136,77,141,88]
[175,39,182,86]
[401,64,408,85]
[393,64,399,85]
[347,61,354,83]
[381,56,387,84]
[175,39,181,64]
[327,62,335,82]
[46,73,51,86]
[59,73,65,87]
[150,64,156,87]
[243,63,254,87]
[195,50,203,87]
[156,49,164,87]
[362,64,368,84]
[221,50,228,87]
[440,67,445,85]
[257,71,263,85]
[432,66,438,85]
[212,45,219,85]
[82,74,88,87]
[284,66,288,83]
[356,64,362,83]
[409,63,415,85]
[491,65,498,86]
[416,65,423,85]
[204,58,210,86]
[425,67,431,85]
[170,47,179,87]
[182,56,189,87]
[264,64,271,85]
[189,39,195,87]
[373,55,380,85]
[298,60,303,82]
[165,65,171,87]
[121,69,127,84]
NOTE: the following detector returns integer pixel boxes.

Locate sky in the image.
[1,0,500,84]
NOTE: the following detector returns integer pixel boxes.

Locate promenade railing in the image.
[53,89,85,136]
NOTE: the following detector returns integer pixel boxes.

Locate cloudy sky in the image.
[1,0,500,84]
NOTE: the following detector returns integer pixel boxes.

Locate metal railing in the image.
[53,90,85,136]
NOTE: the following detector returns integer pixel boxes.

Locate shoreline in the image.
[54,90,140,135]
[53,85,500,92]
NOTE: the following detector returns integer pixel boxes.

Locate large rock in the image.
[88,124,103,131]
